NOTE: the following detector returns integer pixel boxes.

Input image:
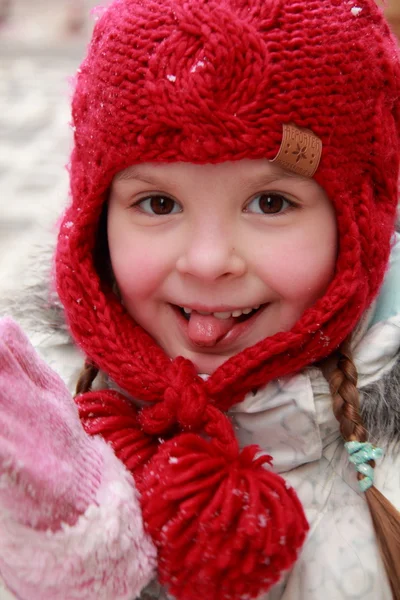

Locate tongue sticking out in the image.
[187,312,236,347]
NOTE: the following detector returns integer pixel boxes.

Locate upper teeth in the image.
[182,305,260,319]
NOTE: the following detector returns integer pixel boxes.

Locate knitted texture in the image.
[0,317,102,531]
[55,0,400,598]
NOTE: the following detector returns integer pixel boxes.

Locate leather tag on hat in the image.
[271,123,322,177]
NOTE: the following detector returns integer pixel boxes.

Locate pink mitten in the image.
[0,317,104,531]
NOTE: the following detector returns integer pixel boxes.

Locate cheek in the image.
[107,217,167,300]
[255,220,337,303]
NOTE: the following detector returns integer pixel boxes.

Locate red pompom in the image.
[76,390,159,477]
[140,434,309,600]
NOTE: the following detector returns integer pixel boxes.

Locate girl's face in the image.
[108,160,337,374]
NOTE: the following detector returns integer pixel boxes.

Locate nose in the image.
[175,223,246,281]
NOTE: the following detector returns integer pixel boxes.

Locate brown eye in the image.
[137,195,181,215]
[247,193,292,215]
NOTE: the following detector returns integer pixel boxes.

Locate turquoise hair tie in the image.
[344,441,383,492]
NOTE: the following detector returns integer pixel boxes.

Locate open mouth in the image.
[172,303,268,348]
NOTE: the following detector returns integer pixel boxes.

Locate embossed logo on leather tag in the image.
[271,123,322,177]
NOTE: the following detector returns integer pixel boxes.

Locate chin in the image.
[182,351,232,375]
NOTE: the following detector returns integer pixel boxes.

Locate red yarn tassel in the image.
[139,433,309,600]
[76,390,159,478]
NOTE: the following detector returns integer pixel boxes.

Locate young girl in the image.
[1,0,400,599]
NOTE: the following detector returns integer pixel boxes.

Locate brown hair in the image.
[329,338,400,599]
[75,360,99,395]
[75,200,111,396]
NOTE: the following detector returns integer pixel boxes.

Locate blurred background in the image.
[0,0,399,288]
[0,0,100,289]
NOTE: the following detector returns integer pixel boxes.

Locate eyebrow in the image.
[113,164,307,187]
[113,167,165,185]
[247,170,301,186]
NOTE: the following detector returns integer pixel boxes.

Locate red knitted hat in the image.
[56,1,400,598]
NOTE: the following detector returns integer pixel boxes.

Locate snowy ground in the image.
[0,0,99,290]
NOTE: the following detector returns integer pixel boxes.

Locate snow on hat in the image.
[57,1,400,598]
